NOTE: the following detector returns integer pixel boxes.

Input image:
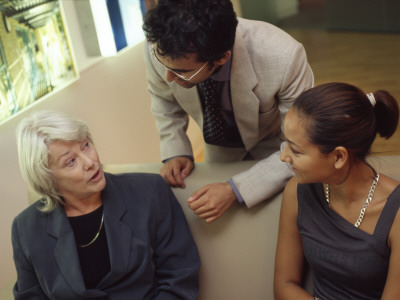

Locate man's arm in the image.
[160,156,194,188]
[188,181,237,223]
[232,149,293,207]
[187,146,292,223]
[187,42,313,219]
[233,42,313,208]
[144,42,196,187]
[144,41,194,161]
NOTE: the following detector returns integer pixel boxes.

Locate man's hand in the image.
[160,156,194,188]
[188,182,237,223]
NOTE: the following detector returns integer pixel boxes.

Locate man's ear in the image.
[332,146,348,170]
[214,50,231,66]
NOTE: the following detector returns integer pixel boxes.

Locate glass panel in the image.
[0,69,16,122]
[0,0,78,125]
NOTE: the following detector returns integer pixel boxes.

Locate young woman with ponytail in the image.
[274,82,400,300]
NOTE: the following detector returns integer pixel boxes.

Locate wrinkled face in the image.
[280,108,336,184]
[48,139,106,203]
[151,45,224,88]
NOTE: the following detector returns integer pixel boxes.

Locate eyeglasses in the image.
[151,45,208,82]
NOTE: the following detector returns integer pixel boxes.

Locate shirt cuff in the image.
[162,155,194,164]
[228,179,245,205]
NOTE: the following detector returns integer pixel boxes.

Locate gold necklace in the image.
[79,212,104,248]
[325,169,379,228]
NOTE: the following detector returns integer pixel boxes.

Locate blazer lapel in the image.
[172,84,204,126]
[97,176,134,287]
[47,207,87,295]
[230,31,260,150]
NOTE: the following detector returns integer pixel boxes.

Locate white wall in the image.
[60,0,102,72]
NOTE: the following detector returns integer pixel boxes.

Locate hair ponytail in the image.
[373,90,399,139]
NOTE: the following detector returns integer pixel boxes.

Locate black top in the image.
[298,183,400,299]
[68,205,111,289]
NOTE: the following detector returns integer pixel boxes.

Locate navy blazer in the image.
[12,172,200,299]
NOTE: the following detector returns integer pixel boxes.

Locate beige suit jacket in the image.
[144,18,314,207]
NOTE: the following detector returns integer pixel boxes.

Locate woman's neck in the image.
[63,192,103,217]
[328,163,377,207]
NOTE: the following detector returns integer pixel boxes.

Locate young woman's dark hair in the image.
[293,82,399,161]
[142,0,238,62]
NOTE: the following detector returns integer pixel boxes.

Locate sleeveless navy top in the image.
[297,183,400,300]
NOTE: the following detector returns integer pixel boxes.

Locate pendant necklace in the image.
[324,169,379,228]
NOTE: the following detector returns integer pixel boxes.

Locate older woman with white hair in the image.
[12,111,200,299]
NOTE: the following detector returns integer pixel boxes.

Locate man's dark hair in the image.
[143,0,238,63]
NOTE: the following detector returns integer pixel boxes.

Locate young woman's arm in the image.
[381,207,400,299]
[274,177,313,300]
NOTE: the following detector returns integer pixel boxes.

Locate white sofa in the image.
[3,156,400,299]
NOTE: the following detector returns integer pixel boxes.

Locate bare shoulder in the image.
[388,209,400,250]
[281,177,299,214]
[378,173,400,197]
[385,174,400,249]
[283,177,299,200]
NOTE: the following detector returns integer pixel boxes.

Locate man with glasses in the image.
[142,0,314,223]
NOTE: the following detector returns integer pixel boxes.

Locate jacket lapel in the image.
[47,207,87,295]
[172,84,204,126]
[97,175,134,287]
[230,30,260,150]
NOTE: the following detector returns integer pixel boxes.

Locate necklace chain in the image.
[324,169,379,228]
[79,212,104,248]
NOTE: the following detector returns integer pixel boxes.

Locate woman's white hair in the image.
[16,111,93,212]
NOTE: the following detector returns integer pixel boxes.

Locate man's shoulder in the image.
[236,18,300,49]
[237,18,283,33]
